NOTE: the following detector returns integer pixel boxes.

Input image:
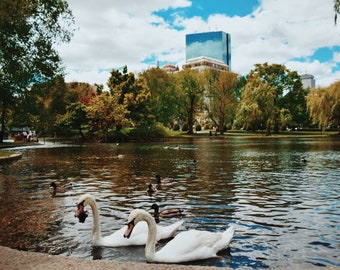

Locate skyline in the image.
[57,0,340,88]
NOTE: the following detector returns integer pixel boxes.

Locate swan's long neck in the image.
[87,198,101,242]
[143,212,158,260]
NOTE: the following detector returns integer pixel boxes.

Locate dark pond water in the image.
[0,137,339,269]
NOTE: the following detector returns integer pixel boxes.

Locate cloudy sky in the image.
[58,0,340,88]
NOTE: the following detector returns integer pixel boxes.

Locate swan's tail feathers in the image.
[222,225,235,246]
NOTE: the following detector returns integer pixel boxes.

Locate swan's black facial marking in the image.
[124,218,135,239]
[78,210,88,223]
[75,200,88,223]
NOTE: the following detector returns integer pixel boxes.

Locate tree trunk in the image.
[218,114,225,134]
[187,100,194,135]
[0,100,7,143]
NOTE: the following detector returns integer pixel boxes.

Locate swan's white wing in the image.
[151,226,234,263]
[155,220,184,240]
[97,221,149,247]
[97,220,184,247]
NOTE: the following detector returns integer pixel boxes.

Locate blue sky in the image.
[59,0,339,87]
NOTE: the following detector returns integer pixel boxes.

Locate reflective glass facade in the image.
[186,31,231,69]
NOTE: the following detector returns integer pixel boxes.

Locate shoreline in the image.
[0,246,223,270]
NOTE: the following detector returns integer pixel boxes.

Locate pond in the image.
[0,137,339,269]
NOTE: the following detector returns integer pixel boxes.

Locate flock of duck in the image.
[50,171,235,264]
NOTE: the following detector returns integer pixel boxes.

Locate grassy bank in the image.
[167,129,338,138]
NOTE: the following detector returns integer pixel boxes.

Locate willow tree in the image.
[0,0,74,142]
[237,77,276,135]
[204,70,238,134]
[306,81,340,134]
[238,63,302,134]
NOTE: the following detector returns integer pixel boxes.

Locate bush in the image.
[195,124,202,131]
[173,123,180,131]
[127,123,167,142]
[181,122,188,132]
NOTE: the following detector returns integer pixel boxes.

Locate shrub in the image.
[181,122,188,132]
[173,123,180,131]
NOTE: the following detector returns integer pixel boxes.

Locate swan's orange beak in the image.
[124,220,135,239]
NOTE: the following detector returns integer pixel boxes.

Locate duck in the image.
[150,203,184,224]
[74,194,183,247]
[155,174,172,185]
[147,183,157,195]
[301,156,307,163]
[124,209,234,263]
[50,181,72,197]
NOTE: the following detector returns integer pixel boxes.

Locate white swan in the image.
[124,209,234,263]
[74,194,183,247]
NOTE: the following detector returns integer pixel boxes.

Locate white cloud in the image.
[58,0,340,88]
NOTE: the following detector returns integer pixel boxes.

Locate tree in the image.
[237,77,276,134]
[142,67,178,128]
[108,66,152,128]
[204,70,238,134]
[175,69,205,134]
[85,91,128,142]
[55,102,88,138]
[0,0,74,142]
[306,81,340,134]
[237,63,303,135]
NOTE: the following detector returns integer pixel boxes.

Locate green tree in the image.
[85,91,128,142]
[237,77,276,134]
[108,66,151,128]
[279,86,310,129]
[237,63,302,135]
[55,102,88,138]
[142,67,178,128]
[0,0,74,142]
[306,81,340,134]
[54,82,99,137]
[204,70,238,134]
[10,76,68,135]
[175,69,205,134]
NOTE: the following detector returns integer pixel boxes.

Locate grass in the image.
[0,150,10,157]
[166,129,338,138]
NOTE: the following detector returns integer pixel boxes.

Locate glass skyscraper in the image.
[186,31,231,69]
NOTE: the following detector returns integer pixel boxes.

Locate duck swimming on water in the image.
[151,203,184,223]
[50,181,72,197]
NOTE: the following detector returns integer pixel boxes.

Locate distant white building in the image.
[182,56,229,72]
[301,74,315,89]
[162,63,179,74]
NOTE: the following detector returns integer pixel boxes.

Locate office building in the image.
[185,31,231,69]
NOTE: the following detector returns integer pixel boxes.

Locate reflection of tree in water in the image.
[0,174,62,251]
